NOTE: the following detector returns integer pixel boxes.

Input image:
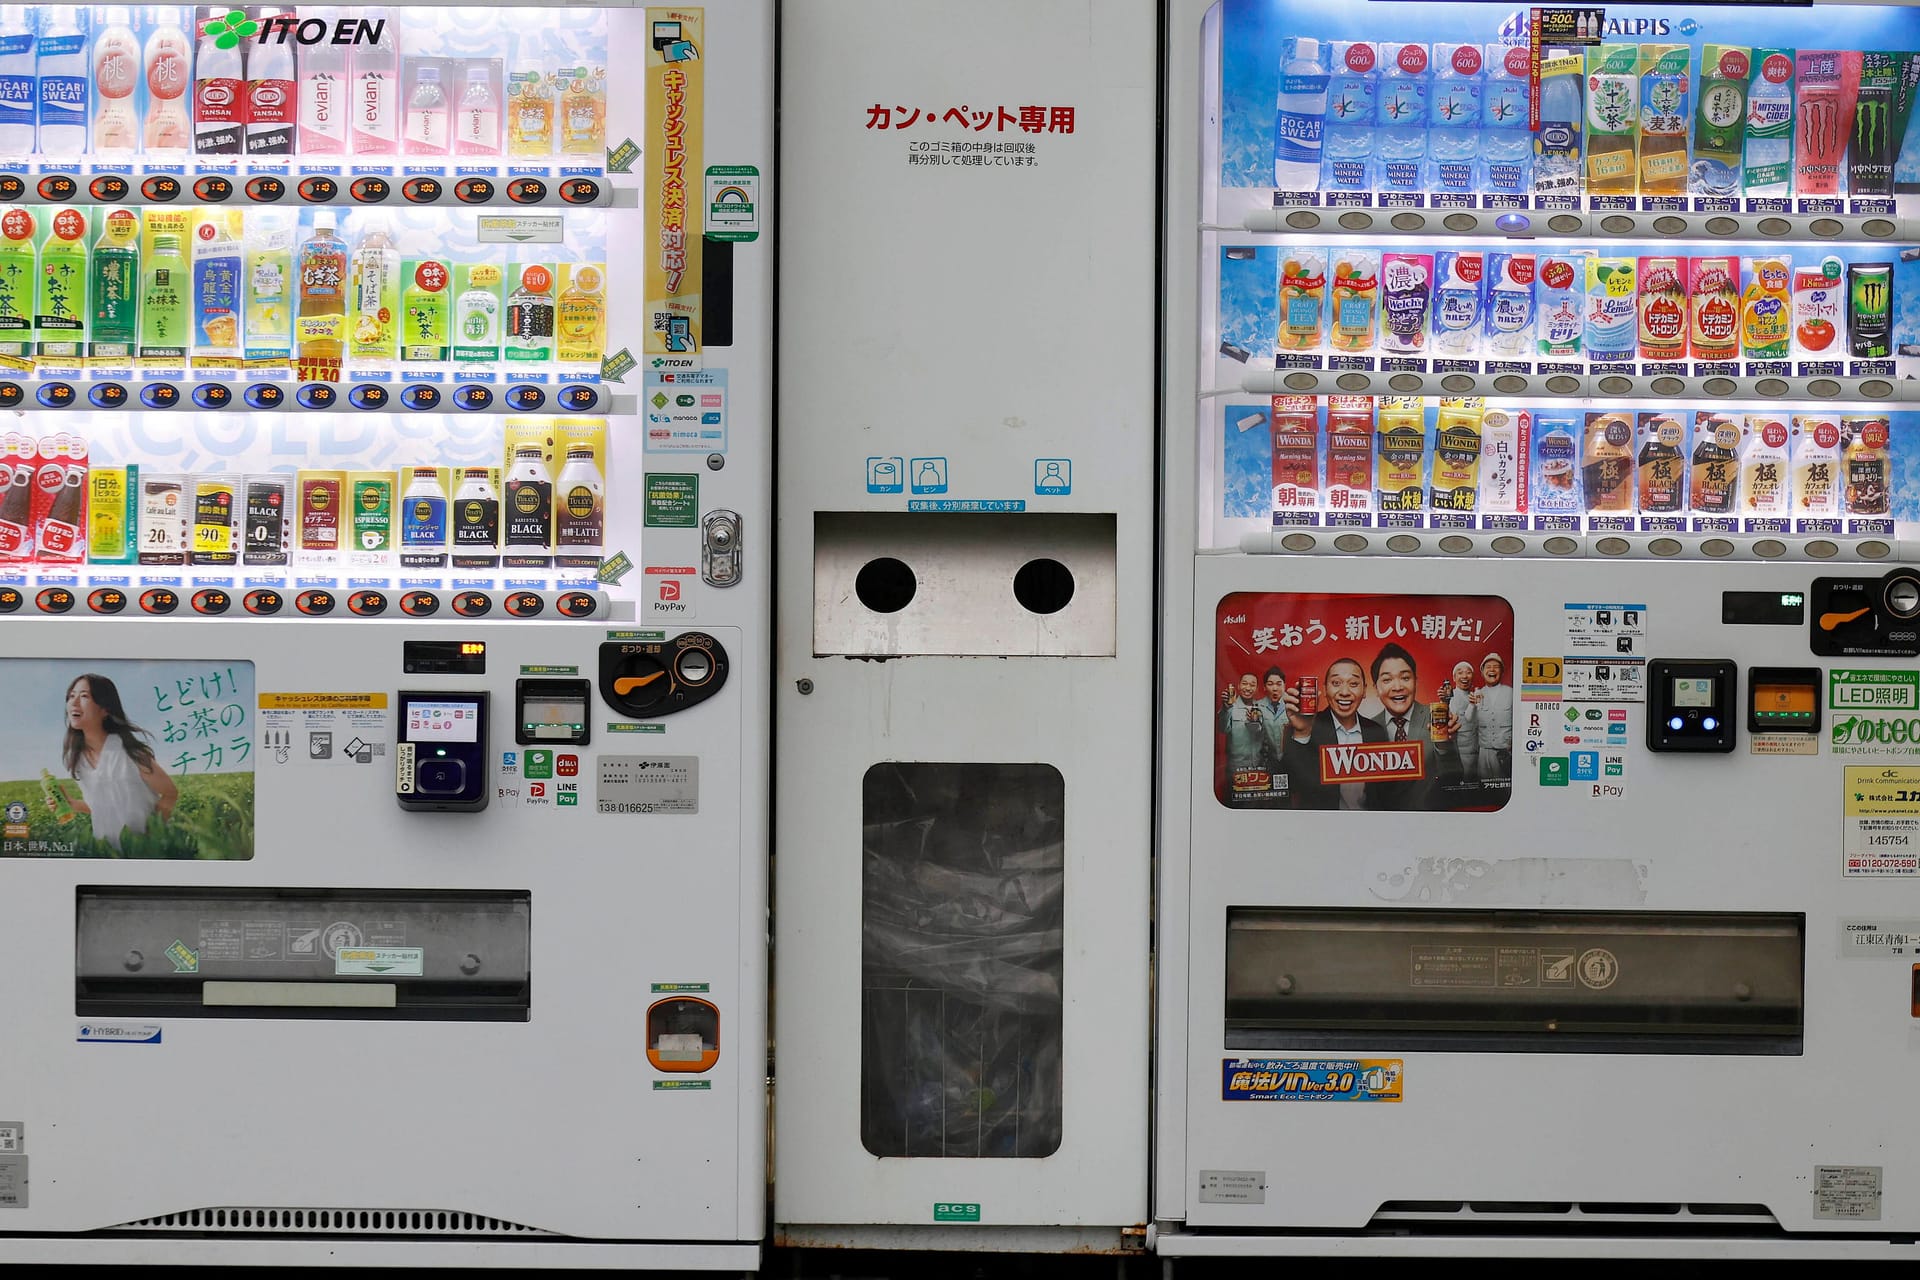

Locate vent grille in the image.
[1374,1201,1776,1227]
[112,1207,553,1236]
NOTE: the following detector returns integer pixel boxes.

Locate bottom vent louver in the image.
[111,1207,552,1236]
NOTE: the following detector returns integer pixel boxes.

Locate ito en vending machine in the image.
[0,1,770,1266]
[775,0,1155,1253]
[1160,0,1920,1258]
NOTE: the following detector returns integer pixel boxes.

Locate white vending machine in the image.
[1161,0,1920,1259]
[775,0,1156,1253]
[0,1,771,1267]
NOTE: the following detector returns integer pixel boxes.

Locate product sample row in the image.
[0,418,608,569]
[1259,248,1891,363]
[0,5,607,163]
[1253,395,1893,529]
[0,205,605,379]
[1276,38,1914,200]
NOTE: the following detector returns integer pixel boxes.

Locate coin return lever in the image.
[598,633,730,719]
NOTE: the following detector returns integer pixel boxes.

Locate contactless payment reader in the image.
[396,691,491,811]
[1647,660,1739,753]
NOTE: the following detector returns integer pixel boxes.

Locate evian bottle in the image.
[298,7,349,155]
[350,8,398,156]
[246,7,296,156]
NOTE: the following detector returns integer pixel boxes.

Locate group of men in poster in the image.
[1218,644,1512,810]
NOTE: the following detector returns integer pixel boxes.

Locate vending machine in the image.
[774,0,1155,1253]
[0,2,770,1267]
[1162,0,1920,1258]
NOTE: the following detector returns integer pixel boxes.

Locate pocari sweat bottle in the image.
[35,6,87,158]
[1272,36,1329,190]
[0,6,33,157]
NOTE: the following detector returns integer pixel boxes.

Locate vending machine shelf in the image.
[0,166,613,209]
[1237,367,1907,403]
[1234,527,1903,562]
[0,374,616,414]
[0,581,613,620]
[1239,203,1909,242]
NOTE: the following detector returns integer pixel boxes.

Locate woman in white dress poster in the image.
[47,673,178,851]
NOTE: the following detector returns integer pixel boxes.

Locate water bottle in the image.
[1320,41,1377,191]
[35,6,87,158]
[1376,43,1430,194]
[1481,43,1533,196]
[1533,49,1583,193]
[0,5,33,157]
[1427,44,1482,196]
[1272,36,1329,191]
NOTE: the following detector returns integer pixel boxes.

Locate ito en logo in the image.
[204,9,259,48]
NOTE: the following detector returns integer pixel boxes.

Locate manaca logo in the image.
[203,10,258,49]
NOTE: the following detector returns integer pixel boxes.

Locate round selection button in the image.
[295,383,337,410]
[35,586,75,614]
[400,590,440,616]
[556,591,598,618]
[348,590,388,617]
[87,382,127,409]
[243,382,285,409]
[401,384,441,411]
[504,591,543,618]
[191,588,232,616]
[295,589,336,616]
[36,381,75,408]
[452,590,492,617]
[243,588,284,616]
[507,385,545,411]
[139,587,180,615]
[192,382,233,409]
[87,587,127,614]
[139,382,181,409]
[348,384,389,410]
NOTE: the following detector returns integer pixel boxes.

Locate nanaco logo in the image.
[206,9,388,47]
[1832,714,1920,746]
[1319,741,1424,784]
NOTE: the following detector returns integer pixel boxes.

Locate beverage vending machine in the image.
[0,2,771,1267]
[775,0,1155,1253]
[1161,0,1920,1258]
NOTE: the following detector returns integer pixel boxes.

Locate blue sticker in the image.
[1224,1057,1403,1102]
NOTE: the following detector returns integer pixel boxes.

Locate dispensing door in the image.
[775,0,1156,1250]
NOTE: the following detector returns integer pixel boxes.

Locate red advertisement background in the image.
[1214,592,1514,812]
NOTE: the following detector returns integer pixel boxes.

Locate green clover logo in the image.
[206,9,258,49]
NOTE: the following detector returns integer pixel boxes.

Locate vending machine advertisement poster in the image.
[0,658,255,860]
[1214,592,1512,811]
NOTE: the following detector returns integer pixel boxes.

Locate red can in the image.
[1296,676,1319,716]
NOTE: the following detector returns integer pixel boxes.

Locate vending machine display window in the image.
[860,762,1064,1160]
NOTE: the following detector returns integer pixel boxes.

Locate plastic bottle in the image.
[504,263,553,362]
[88,206,139,359]
[0,206,35,357]
[505,35,551,158]
[1533,49,1583,193]
[40,769,75,824]
[35,7,87,158]
[243,209,294,362]
[403,63,447,156]
[555,59,604,157]
[454,263,501,361]
[348,215,400,362]
[92,6,142,156]
[142,6,192,153]
[245,7,295,157]
[1272,36,1329,190]
[1427,44,1483,196]
[191,7,242,155]
[298,7,349,155]
[1376,43,1430,194]
[1319,41,1376,191]
[454,63,498,156]
[139,232,189,357]
[191,209,243,359]
[1744,50,1794,197]
[400,258,449,361]
[294,209,347,379]
[351,8,399,156]
[1481,43,1532,197]
[0,5,35,157]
